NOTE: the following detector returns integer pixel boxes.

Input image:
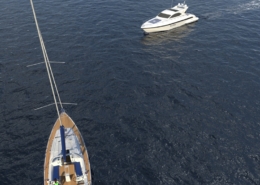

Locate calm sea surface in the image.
[1,0,260,184]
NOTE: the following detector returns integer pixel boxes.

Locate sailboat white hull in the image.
[44,112,92,185]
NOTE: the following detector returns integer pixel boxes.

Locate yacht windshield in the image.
[157,13,171,18]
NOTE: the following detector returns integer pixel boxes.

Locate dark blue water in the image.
[1,0,260,184]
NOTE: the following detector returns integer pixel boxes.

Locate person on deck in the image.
[54,179,59,185]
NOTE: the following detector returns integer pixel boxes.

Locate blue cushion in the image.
[74,162,83,176]
[52,166,59,180]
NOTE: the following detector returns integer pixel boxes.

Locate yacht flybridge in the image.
[141,2,198,33]
[29,0,92,185]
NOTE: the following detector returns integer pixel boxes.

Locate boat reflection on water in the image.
[141,24,196,46]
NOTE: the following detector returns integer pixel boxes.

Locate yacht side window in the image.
[170,13,181,18]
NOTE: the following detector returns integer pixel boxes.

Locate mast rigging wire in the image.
[30,0,63,125]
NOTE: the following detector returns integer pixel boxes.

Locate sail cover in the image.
[60,125,66,162]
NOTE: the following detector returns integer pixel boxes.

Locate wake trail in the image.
[200,0,260,20]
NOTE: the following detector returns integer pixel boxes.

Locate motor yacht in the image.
[141,2,199,34]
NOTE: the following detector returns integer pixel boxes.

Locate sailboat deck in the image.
[44,112,91,185]
[59,164,77,185]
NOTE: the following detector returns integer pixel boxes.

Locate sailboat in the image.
[29,1,92,185]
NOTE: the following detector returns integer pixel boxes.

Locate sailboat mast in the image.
[30,0,63,125]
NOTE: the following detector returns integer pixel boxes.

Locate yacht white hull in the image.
[141,2,198,34]
[142,16,198,33]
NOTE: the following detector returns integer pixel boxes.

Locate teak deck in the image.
[44,112,91,185]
